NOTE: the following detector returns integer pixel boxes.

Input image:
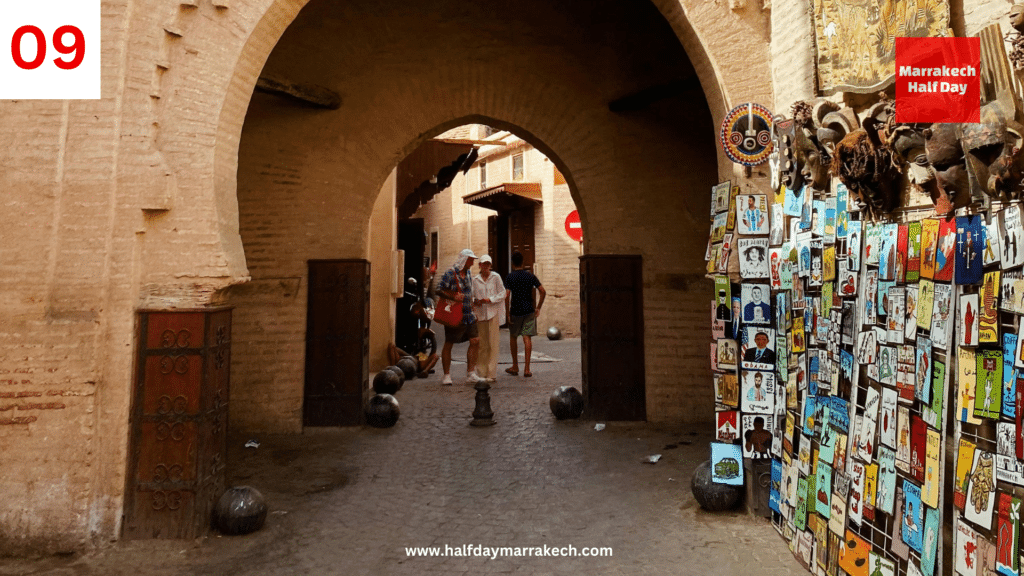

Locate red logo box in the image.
[895,37,980,123]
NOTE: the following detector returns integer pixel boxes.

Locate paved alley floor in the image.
[1,336,803,576]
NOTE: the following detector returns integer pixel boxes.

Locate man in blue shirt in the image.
[437,248,483,385]
[503,251,546,377]
[743,286,771,325]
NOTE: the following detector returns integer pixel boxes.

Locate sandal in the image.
[524,371,532,378]
[505,367,519,375]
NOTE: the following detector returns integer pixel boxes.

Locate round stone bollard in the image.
[691,460,743,512]
[373,369,402,395]
[385,365,406,391]
[396,356,418,381]
[365,393,400,428]
[214,485,268,535]
[546,326,562,340]
[549,386,584,419]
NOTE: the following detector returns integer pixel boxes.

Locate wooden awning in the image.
[396,141,476,219]
[462,182,542,212]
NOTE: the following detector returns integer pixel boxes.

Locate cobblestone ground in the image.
[1,337,803,576]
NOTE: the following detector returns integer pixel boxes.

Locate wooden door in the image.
[487,214,511,278]
[124,307,231,539]
[509,208,535,271]
[580,255,645,420]
[396,219,425,350]
[304,260,370,426]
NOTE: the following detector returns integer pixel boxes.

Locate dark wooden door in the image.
[580,255,645,420]
[304,260,370,426]
[124,307,231,539]
[396,219,425,350]
[509,208,535,271]
[487,214,512,278]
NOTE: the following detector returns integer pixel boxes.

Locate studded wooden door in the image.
[124,307,231,539]
[304,259,370,426]
[509,208,535,271]
[579,255,646,420]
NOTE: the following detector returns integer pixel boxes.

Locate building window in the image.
[512,153,524,180]
[479,162,487,189]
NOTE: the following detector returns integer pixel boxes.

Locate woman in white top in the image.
[472,255,507,382]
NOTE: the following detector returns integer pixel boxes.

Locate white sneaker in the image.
[466,372,486,384]
[442,374,453,385]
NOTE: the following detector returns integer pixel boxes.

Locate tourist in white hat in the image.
[472,254,506,382]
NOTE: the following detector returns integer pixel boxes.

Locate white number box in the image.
[0,0,100,99]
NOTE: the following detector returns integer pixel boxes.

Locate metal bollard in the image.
[470,381,496,426]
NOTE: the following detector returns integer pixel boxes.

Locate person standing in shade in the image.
[504,251,546,377]
[472,255,506,383]
[438,248,483,385]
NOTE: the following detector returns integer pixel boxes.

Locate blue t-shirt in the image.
[504,269,542,317]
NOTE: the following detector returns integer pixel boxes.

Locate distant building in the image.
[412,125,581,336]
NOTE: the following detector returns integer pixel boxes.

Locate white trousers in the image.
[476,317,500,379]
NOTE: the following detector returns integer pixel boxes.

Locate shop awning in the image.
[396,141,476,219]
[462,182,542,212]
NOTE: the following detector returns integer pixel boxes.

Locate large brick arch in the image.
[224,0,728,433]
[0,0,780,555]
[213,0,772,254]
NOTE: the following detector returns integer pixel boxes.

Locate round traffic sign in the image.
[565,210,582,242]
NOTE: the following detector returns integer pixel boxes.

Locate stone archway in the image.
[0,0,777,552]
[218,0,724,434]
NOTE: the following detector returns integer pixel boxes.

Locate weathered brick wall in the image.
[368,174,399,373]
[224,91,399,433]
[962,0,1014,35]
[0,0,279,553]
[534,179,583,339]
[770,0,816,109]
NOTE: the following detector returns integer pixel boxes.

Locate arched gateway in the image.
[0,0,772,554]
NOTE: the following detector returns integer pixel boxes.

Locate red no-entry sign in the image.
[565,210,582,242]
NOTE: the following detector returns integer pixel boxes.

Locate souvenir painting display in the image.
[742,326,777,370]
[960,293,980,347]
[984,218,1002,267]
[736,194,770,235]
[738,237,771,279]
[955,215,984,285]
[711,443,744,485]
[705,38,1024,574]
[712,181,731,215]
[741,283,772,326]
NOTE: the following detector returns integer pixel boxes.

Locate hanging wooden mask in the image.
[923,123,970,215]
[831,128,900,220]
[959,101,1024,201]
[888,122,960,217]
[796,127,829,191]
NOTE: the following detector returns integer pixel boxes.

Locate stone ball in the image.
[214,485,268,535]
[691,460,743,512]
[365,393,400,428]
[385,365,405,391]
[546,326,562,340]
[549,386,584,419]
[373,369,402,395]
[397,356,418,380]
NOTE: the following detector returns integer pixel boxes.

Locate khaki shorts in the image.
[508,313,537,337]
[444,321,479,344]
